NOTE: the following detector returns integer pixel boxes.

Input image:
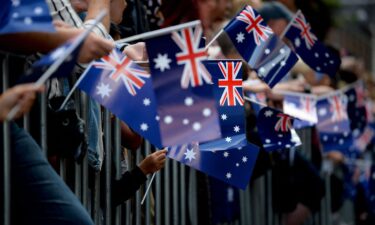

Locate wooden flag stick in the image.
[116,20,200,44]
[141,172,156,205]
[205,29,224,50]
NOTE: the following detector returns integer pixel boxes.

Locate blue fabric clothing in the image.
[9,123,94,225]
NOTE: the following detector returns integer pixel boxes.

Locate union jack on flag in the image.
[274,113,292,132]
[283,93,317,125]
[200,60,248,151]
[329,95,348,122]
[256,105,301,151]
[172,25,210,89]
[92,50,150,96]
[145,21,221,146]
[224,5,273,63]
[218,61,244,106]
[283,10,341,77]
[236,5,273,46]
[291,12,317,50]
[316,92,352,152]
[78,48,163,148]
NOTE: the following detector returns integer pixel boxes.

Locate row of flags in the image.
[4,2,344,189]
[279,80,375,155]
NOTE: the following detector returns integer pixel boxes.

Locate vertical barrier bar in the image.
[188,169,198,225]
[125,149,132,225]
[93,172,101,224]
[135,149,141,225]
[245,184,252,225]
[144,142,151,225]
[40,92,47,155]
[180,164,186,225]
[266,171,273,225]
[104,110,112,225]
[172,160,179,224]
[114,118,121,225]
[239,189,246,225]
[164,159,170,225]
[2,55,11,225]
[156,166,161,225]
[81,94,90,209]
[59,158,67,181]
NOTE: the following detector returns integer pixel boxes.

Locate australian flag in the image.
[283,10,341,77]
[283,92,317,128]
[78,48,163,148]
[224,5,298,87]
[167,142,259,189]
[18,38,81,84]
[345,84,367,139]
[316,92,352,152]
[145,21,221,146]
[0,0,55,35]
[200,60,247,151]
[256,106,301,151]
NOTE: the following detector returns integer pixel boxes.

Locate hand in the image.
[0,84,44,121]
[138,149,167,175]
[123,42,148,61]
[78,31,114,63]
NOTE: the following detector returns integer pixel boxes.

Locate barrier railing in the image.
[1,54,337,225]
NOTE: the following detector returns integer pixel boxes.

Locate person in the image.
[0,20,115,223]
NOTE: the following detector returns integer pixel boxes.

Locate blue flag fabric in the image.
[284,11,341,77]
[0,0,55,35]
[145,22,221,146]
[283,93,318,125]
[345,84,367,139]
[316,92,352,152]
[200,60,247,151]
[224,5,273,61]
[256,106,301,151]
[224,5,298,87]
[78,48,163,148]
[18,38,81,84]
[209,178,240,224]
[167,143,260,189]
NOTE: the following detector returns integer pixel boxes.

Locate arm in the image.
[111,149,167,206]
[0,27,114,63]
[0,84,44,121]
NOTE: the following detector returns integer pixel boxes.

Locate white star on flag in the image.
[242,156,247,163]
[265,110,273,117]
[236,32,245,43]
[143,98,151,106]
[234,125,240,133]
[225,137,232,143]
[226,172,232,179]
[140,123,149,131]
[184,97,194,106]
[184,148,197,162]
[221,114,228,120]
[96,82,112,98]
[223,151,229,157]
[153,53,171,72]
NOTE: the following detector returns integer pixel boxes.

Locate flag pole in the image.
[279,10,301,39]
[116,20,201,44]
[243,95,268,107]
[141,172,156,205]
[205,29,224,50]
[5,10,107,121]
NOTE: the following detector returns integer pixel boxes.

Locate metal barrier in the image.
[1,55,337,225]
